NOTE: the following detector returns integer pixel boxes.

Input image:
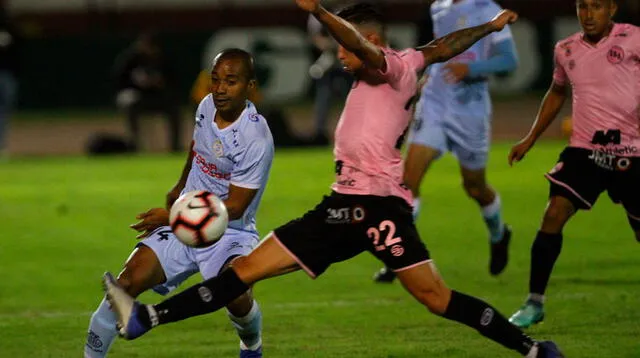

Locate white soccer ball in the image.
[169,190,229,248]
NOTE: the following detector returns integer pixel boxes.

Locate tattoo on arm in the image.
[419,23,494,65]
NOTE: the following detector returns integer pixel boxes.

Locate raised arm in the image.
[419,10,518,67]
[296,0,385,70]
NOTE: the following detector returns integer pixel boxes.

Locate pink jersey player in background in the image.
[508,0,640,329]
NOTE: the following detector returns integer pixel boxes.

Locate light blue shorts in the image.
[140,226,259,295]
[409,100,490,171]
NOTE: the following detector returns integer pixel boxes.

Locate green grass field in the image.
[1,142,639,358]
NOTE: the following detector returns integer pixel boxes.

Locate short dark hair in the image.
[335,2,386,33]
[213,48,256,80]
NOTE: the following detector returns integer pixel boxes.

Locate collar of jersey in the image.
[211,100,254,134]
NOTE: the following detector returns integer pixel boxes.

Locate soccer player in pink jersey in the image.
[508,0,640,329]
[103,1,562,356]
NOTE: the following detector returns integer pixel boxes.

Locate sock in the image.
[443,290,536,356]
[529,231,563,296]
[481,194,505,243]
[151,268,250,325]
[84,298,117,358]
[412,197,421,222]
[228,300,262,351]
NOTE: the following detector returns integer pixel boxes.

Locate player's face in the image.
[210,59,253,112]
[576,0,616,37]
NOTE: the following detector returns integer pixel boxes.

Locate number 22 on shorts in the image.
[367,220,402,252]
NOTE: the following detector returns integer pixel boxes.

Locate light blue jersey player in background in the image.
[85,49,273,358]
[374,0,518,282]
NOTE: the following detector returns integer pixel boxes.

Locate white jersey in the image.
[183,95,274,234]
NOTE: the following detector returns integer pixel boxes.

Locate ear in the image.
[247,79,257,90]
[366,32,383,46]
[610,1,618,18]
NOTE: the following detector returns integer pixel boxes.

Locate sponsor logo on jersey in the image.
[194,153,231,180]
[213,139,224,157]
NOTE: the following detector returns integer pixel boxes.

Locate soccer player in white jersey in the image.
[374,0,519,283]
[85,48,274,358]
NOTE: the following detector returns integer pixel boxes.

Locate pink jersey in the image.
[332,48,425,204]
[554,23,640,156]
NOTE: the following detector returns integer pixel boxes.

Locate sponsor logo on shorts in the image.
[198,286,213,303]
[227,241,244,251]
[480,308,494,326]
[390,244,404,257]
[588,149,634,171]
[86,330,104,352]
[326,207,366,224]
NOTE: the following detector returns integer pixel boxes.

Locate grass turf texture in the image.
[1,141,638,357]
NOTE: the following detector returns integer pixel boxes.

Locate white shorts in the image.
[140,226,259,295]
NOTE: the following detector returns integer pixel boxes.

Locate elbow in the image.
[225,203,246,221]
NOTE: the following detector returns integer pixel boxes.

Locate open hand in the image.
[490,10,518,32]
[130,208,170,239]
[508,137,534,166]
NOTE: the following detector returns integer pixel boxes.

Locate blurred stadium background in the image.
[8,0,636,154]
[2,1,640,357]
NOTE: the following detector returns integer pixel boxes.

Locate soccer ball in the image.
[169,190,229,247]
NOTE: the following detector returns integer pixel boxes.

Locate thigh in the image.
[272,193,369,278]
[403,143,440,194]
[195,229,260,280]
[363,196,432,271]
[447,117,489,171]
[545,147,607,210]
[609,157,640,229]
[138,226,199,295]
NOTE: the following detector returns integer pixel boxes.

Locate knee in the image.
[116,272,148,298]
[462,179,484,200]
[542,202,573,230]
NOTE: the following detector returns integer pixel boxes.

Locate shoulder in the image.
[196,94,215,114]
[239,107,274,150]
[554,33,580,54]
[430,0,449,16]
[613,23,640,38]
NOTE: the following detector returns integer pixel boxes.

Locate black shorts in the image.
[546,147,640,220]
[273,192,431,278]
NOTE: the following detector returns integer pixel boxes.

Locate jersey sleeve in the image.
[193,95,211,140]
[378,48,425,87]
[552,43,568,86]
[230,136,274,190]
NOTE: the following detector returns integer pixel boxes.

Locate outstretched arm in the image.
[296,0,385,70]
[419,10,518,67]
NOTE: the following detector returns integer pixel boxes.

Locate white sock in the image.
[84,298,118,358]
[526,343,539,358]
[412,197,421,222]
[481,194,505,243]
[228,300,262,351]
